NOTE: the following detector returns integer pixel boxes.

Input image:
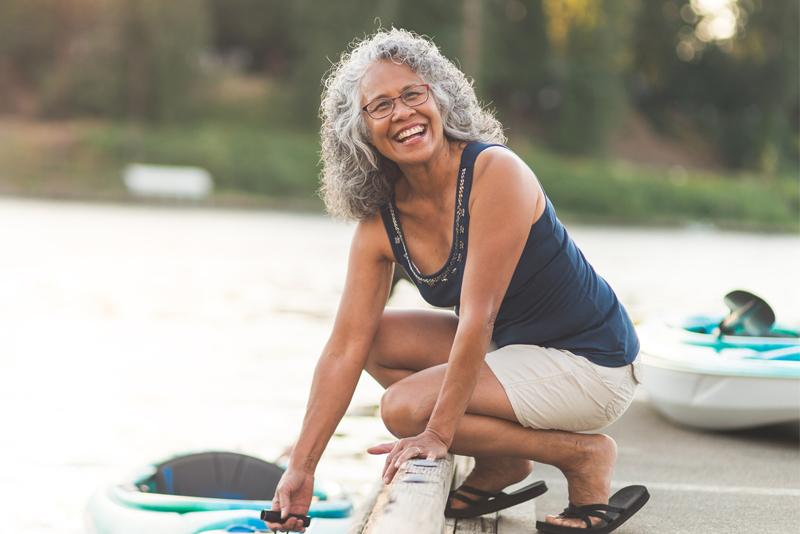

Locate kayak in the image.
[637,314,800,430]
[85,451,353,534]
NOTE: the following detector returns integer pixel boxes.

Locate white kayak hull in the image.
[643,364,800,430]
[638,315,800,430]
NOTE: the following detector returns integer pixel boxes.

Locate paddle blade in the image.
[720,290,775,336]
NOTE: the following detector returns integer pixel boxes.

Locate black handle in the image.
[260,510,312,526]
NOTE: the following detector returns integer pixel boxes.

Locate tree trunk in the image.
[461,0,484,93]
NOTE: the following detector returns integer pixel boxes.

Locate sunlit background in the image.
[0,1,798,533]
[0,0,797,223]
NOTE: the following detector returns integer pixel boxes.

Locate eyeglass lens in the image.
[366,85,428,119]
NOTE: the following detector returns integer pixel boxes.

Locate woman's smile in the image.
[394,124,427,144]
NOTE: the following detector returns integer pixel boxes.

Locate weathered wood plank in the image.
[363,455,455,534]
[496,496,537,534]
[345,479,385,534]
[450,516,497,534]
[349,454,534,534]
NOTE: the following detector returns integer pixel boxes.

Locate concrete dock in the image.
[530,397,800,534]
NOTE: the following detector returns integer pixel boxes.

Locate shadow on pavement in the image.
[719,420,800,447]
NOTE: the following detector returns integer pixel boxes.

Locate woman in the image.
[267,28,648,534]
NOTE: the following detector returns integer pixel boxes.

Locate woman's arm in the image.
[375,147,544,479]
[268,215,395,531]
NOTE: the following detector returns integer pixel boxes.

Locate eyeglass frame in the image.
[361,84,431,119]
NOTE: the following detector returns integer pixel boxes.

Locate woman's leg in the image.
[363,308,458,388]
[364,309,534,510]
[380,364,617,529]
[365,309,615,528]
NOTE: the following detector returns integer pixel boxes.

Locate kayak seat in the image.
[148,452,285,501]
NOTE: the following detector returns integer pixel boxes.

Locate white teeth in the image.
[396,125,425,141]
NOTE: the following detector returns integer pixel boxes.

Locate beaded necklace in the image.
[387,166,467,287]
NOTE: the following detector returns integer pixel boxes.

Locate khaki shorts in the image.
[485,343,643,432]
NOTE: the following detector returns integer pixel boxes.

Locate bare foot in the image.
[449,456,534,511]
[543,434,617,529]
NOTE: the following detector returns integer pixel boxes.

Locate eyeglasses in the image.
[362,84,430,119]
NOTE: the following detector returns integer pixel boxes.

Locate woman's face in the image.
[360,60,445,167]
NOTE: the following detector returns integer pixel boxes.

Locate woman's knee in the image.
[380,381,431,437]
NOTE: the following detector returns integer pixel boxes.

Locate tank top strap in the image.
[458,142,506,219]
[380,202,404,264]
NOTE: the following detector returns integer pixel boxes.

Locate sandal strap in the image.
[448,491,480,506]
[455,484,498,498]
[574,503,625,514]
[560,502,626,529]
[559,506,592,529]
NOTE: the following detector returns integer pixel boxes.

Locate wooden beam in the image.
[496,497,538,534]
[358,455,455,534]
[346,480,385,534]
[348,455,535,534]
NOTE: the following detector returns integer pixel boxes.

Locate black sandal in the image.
[535,485,649,534]
[444,480,548,519]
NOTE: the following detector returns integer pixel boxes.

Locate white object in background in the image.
[123,164,213,200]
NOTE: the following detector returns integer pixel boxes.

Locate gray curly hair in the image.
[319,28,506,222]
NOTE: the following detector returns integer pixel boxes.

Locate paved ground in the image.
[529,397,800,534]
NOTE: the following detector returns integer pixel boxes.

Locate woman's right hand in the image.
[267,468,315,532]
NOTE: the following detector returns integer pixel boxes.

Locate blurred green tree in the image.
[1,0,797,172]
[632,0,799,173]
[0,0,60,114]
[0,0,210,122]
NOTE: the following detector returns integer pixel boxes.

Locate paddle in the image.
[719,290,775,337]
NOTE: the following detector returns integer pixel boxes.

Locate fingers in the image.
[382,439,407,482]
[267,470,312,532]
[381,441,429,484]
[267,518,305,533]
[393,446,424,468]
[275,487,289,516]
[381,443,397,483]
[374,434,447,485]
[267,488,306,531]
[266,506,305,533]
[367,442,395,455]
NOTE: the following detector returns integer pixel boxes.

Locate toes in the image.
[544,515,565,525]
[448,498,467,510]
[545,515,588,528]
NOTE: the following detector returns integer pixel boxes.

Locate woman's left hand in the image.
[367,430,449,484]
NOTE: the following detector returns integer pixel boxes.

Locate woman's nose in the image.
[390,100,417,121]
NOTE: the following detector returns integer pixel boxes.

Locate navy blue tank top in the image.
[380,142,639,367]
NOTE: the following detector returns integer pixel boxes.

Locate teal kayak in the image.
[85,451,353,534]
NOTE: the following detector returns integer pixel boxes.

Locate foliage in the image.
[513,141,798,230]
[0,0,210,121]
[85,123,322,197]
[1,120,795,232]
[0,0,797,172]
[632,0,799,172]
